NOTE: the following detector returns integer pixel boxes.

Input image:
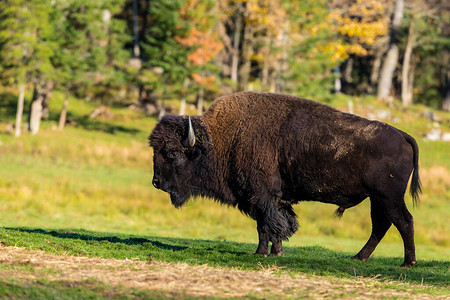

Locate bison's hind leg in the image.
[354,195,417,267]
[387,200,417,267]
[352,197,392,262]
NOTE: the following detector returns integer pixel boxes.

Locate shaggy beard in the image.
[170,192,189,208]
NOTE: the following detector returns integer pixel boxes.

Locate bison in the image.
[149,92,421,267]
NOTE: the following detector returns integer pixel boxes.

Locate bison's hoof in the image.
[351,255,368,262]
[401,260,417,268]
[253,252,268,257]
[269,251,284,257]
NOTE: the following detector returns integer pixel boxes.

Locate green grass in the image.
[0,278,186,300]
[0,227,448,294]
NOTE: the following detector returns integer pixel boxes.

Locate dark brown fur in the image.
[149,92,421,266]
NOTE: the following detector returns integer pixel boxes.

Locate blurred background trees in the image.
[0,0,449,135]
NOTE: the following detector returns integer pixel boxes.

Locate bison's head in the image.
[149,115,210,208]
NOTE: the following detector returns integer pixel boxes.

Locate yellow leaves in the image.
[317,41,348,63]
[344,44,368,56]
[245,0,285,30]
[316,42,368,63]
[337,17,388,45]
[316,0,390,58]
[309,21,331,37]
[252,53,265,63]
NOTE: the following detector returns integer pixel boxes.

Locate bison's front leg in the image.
[255,224,269,256]
[255,222,284,256]
[254,201,298,257]
[270,241,284,256]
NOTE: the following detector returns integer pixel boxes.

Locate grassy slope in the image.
[0,87,449,296]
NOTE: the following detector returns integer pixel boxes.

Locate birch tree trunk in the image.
[401,16,416,106]
[29,83,45,135]
[196,87,204,115]
[370,45,384,91]
[261,35,270,89]
[179,78,190,115]
[442,51,450,112]
[231,3,243,83]
[238,20,253,91]
[276,20,289,93]
[406,54,417,105]
[377,0,404,101]
[14,83,25,137]
[58,89,69,130]
[41,81,54,119]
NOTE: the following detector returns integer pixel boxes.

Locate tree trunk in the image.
[179,97,186,116]
[132,0,140,58]
[276,20,289,93]
[443,89,450,112]
[406,53,417,105]
[238,16,252,91]
[261,35,270,89]
[58,89,69,130]
[442,51,450,112]
[344,58,354,83]
[196,87,204,115]
[41,81,54,119]
[370,46,384,90]
[29,83,45,135]
[179,77,190,115]
[269,68,277,93]
[340,57,354,94]
[231,3,243,83]
[377,0,404,101]
[14,83,25,137]
[401,16,416,106]
[377,45,399,101]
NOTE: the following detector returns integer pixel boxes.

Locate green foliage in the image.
[400,12,450,108]
[49,0,131,101]
[0,0,55,85]
[1,0,448,107]
[141,0,190,86]
[283,0,337,101]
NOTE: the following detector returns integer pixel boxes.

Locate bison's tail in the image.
[403,132,422,206]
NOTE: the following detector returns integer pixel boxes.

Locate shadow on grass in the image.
[2,227,449,287]
[7,227,248,256]
[9,227,188,252]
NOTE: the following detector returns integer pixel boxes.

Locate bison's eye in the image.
[165,151,181,160]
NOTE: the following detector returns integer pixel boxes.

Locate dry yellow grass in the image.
[420,166,450,198]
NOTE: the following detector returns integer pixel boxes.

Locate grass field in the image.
[0,227,449,298]
[0,87,449,298]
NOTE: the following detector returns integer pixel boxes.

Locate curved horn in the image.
[183,116,196,147]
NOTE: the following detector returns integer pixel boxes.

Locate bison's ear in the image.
[182,116,196,148]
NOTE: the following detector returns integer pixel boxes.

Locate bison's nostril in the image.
[152,177,160,189]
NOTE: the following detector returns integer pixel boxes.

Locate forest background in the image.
[0,0,449,262]
[0,0,449,133]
